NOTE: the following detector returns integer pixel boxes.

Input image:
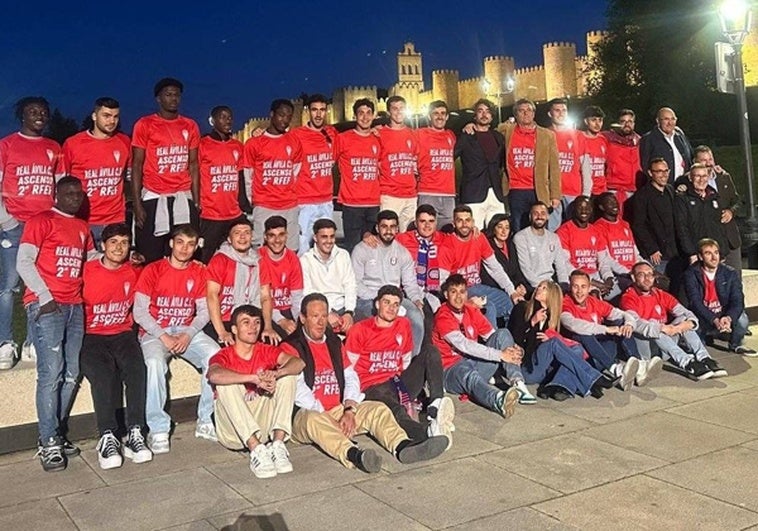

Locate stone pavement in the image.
[2,330,758,531]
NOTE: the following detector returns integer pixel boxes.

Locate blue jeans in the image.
[28,302,84,441]
[355,297,425,356]
[507,189,538,233]
[548,195,576,231]
[298,202,333,256]
[0,223,23,344]
[141,328,219,434]
[443,328,523,411]
[467,283,514,329]
[633,328,709,367]
[522,338,601,397]
[569,319,640,371]
[698,311,750,350]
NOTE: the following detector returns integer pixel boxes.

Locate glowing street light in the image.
[481,75,515,124]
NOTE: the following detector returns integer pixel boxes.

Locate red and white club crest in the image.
[372,145,378,155]
[124,282,131,296]
[182,129,189,142]
[46,149,54,162]
[590,236,596,246]
[447,138,453,147]
[285,145,292,158]
[567,140,573,150]
[113,150,121,164]
[186,279,195,293]
[232,150,239,162]
[600,144,606,155]
[79,231,87,245]
[466,326,475,337]
[395,334,403,346]
[654,304,662,315]
[406,139,412,150]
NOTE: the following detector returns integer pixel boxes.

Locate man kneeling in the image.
[207,305,304,479]
[285,293,448,473]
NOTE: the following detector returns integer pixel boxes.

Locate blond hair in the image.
[524,280,562,331]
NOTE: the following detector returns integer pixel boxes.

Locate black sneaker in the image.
[684,359,714,381]
[124,425,153,464]
[61,437,80,457]
[96,432,123,470]
[396,436,448,464]
[702,358,728,378]
[346,446,382,473]
[37,437,67,472]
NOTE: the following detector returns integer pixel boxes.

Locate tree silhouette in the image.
[45,108,80,144]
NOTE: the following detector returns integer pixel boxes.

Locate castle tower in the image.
[397,42,424,89]
[543,42,578,99]
[432,69,459,110]
[483,56,516,106]
[585,30,608,63]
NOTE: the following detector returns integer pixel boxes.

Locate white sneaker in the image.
[515,380,537,404]
[123,426,153,464]
[96,432,123,470]
[620,358,640,391]
[428,396,455,450]
[250,444,277,478]
[21,341,36,363]
[270,440,293,474]
[0,342,17,370]
[636,357,663,387]
[147,432,170,454]
[194,422,218,442]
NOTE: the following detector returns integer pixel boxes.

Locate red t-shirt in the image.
[206,253,261,322]
[21,209,94,305]
[345,317,413,391]
[702,271,722,314]
[603,133,640,192]
[0,133,62,222]
[416,128,456,196]
[83,259,140,335]
[556,221,605,275]
[209,343,290,394]
[620,287,679,324]
[131,114,200,194]
[432,303,494,369]
[552,128,584,197]
[335,130,381,207]
[243,131,301,210]
[438,233,494,287]
[378,127,418,198]
[62,131,130,225]
[134,258,207,331]
[290,125,336,205]
[258,248,303,312]
[562,294,614,325]
[198,136,243,220]
[281,339,346,410]
[593,217,637,270]
[583,134,608,195]
[507,126,536,190]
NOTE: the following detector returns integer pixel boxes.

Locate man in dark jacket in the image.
[639,107,693,184]
[683,239,755,355]
[285,293,448,473]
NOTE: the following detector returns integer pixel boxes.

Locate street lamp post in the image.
[481,76,515,124]
[719,0,758,246]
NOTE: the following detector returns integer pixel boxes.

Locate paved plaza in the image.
[2,329,758,530]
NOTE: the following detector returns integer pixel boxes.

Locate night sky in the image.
[0,0,607,137]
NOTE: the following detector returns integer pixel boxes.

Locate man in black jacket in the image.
[639,107,693,184]
[454,99,506,229]
[285,293,447,473]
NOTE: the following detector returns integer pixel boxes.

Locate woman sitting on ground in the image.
[481,214,531,298]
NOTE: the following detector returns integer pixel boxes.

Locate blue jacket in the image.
[683,263,744,324]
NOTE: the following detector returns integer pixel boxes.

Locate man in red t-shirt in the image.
[346,285,453,448]
[288,293,447,472]
[0,96,63,367]
[579,106,609,200]
[258,215,304,337]
[335,98,381,252]
[198,105,247,263]
[80,223,152,470]
[62,97,131,245]
[208,304,303,479]
[594,192,642,284]
[417,101,456,229]
[433,274,529,416]
[133,224,220,454]
[131,78,201,264]
[601,109,642,218]
[290,94,337,255]
[378,96,419,231]
[17,177,96,471]
[243,99,302,250]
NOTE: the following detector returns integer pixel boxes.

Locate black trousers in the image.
[80,331,146,435]
[135,197,200,264]
[363,344,444,441]
[341,206,379,253]
[199,215,247,264]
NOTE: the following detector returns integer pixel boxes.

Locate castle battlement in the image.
[432,69,459,75]
[514,65,545,74]
[543,41,576,49]
[459,75,485,84]
[484,55,515,62]
[341,85,378,92]
[586,30,609,38]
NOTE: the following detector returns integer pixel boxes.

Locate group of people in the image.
[0,77,753,478]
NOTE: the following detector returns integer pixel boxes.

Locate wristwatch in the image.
[343,405,356,413]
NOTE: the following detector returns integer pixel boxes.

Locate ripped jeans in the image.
[27,302,84,441]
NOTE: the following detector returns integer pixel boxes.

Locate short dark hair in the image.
[170,223,199,240]
[631,261,654,276]
[569,269,590,282]
[231,304,263,326]
[376,284,403,303]
[428,100,448,112]
[618,108,635,119]
[300,292,329,316]
[386,95,406,109]
[228,217,253,236]
[416,204,437,218]
[453,204,473,216]
[530,201,550,213]
[211,105,232,119]
[486,213,511,236]
[101,223,131,242]
[313,218,337,234]
[270,99,294,113]
[377,210,399,224]
[306,94,328,107]
[693,145,713,157]
[56,176,81,191]
[583,105,605,119]
[154,77,183,97]
[353,98,374,115]
[547,98,568,110]
[441,273,467,295]
[14,96,49,122]
[264,215,287,232]
[474,98,496,115]
[648,157,668,170]
[94,97,119,111]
